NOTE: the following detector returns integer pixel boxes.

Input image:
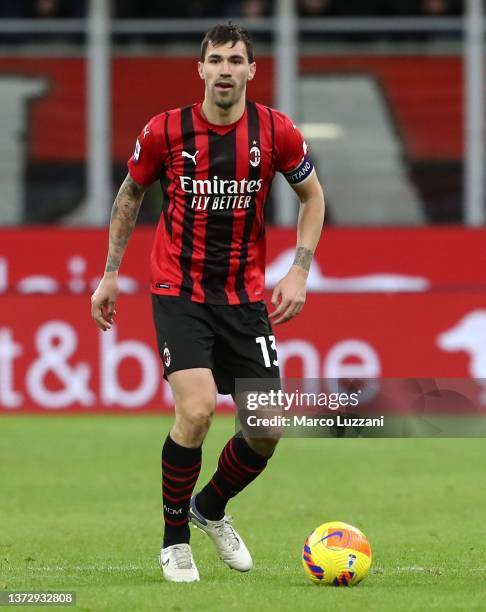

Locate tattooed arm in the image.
[91,174,147,331]
[105,174,146,273]
[269,171,325,325]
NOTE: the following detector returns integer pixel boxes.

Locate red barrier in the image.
[1,227,486,412]
[0,292,485,412]
[1,227,486,292]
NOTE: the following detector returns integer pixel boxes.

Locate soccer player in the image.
[91,23,325,582]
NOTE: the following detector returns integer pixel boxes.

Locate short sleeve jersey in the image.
[128,101,314,305]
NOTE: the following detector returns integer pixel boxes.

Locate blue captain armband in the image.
[284,155,314,185]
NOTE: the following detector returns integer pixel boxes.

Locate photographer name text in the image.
[245,415,385,428]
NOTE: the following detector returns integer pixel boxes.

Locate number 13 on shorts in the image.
[255,335,279,367]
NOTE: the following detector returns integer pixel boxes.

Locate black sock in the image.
[195,435,269,521]
[162,435,201,548]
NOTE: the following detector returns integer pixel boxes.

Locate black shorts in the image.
[152,295,281,395]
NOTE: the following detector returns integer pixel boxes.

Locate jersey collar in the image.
[193,102,248,134]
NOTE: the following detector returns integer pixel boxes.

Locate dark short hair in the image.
[200,23,254,63]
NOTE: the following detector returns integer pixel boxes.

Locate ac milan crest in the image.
[163,345,171,368]
[249,144,261,168]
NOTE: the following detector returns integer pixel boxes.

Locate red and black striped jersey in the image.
[127,100,313,305]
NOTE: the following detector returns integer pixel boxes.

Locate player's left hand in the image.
[269,266,307,325]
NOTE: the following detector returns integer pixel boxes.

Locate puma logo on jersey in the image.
[143,125,150,138]
[182,150,199,165]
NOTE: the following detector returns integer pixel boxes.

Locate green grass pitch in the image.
[1,415,485,611]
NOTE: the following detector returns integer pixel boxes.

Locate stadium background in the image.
[1,3,486,611]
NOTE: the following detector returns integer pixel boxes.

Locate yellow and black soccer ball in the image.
[302,521,372,586]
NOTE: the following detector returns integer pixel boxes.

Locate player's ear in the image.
[248,62,256,81]
[198,61,204,80]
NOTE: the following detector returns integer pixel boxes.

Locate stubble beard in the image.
[215,98,235,110]
[212,84,243,110]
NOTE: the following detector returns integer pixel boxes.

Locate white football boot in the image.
[188,496,253,572]
[159,543,200,582]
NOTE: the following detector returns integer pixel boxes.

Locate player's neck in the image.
[201,98,246,126]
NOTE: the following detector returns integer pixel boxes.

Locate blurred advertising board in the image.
[1,228,486,412]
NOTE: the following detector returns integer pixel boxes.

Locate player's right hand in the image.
[90,273,119,331]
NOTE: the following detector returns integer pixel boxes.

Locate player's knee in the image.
[185,406,215,430]
[172,401,214,446]
[176,395,215,431]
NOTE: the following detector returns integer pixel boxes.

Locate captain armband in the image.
[283,155,314,185]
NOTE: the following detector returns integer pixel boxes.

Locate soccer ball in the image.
[302,521,372,586]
